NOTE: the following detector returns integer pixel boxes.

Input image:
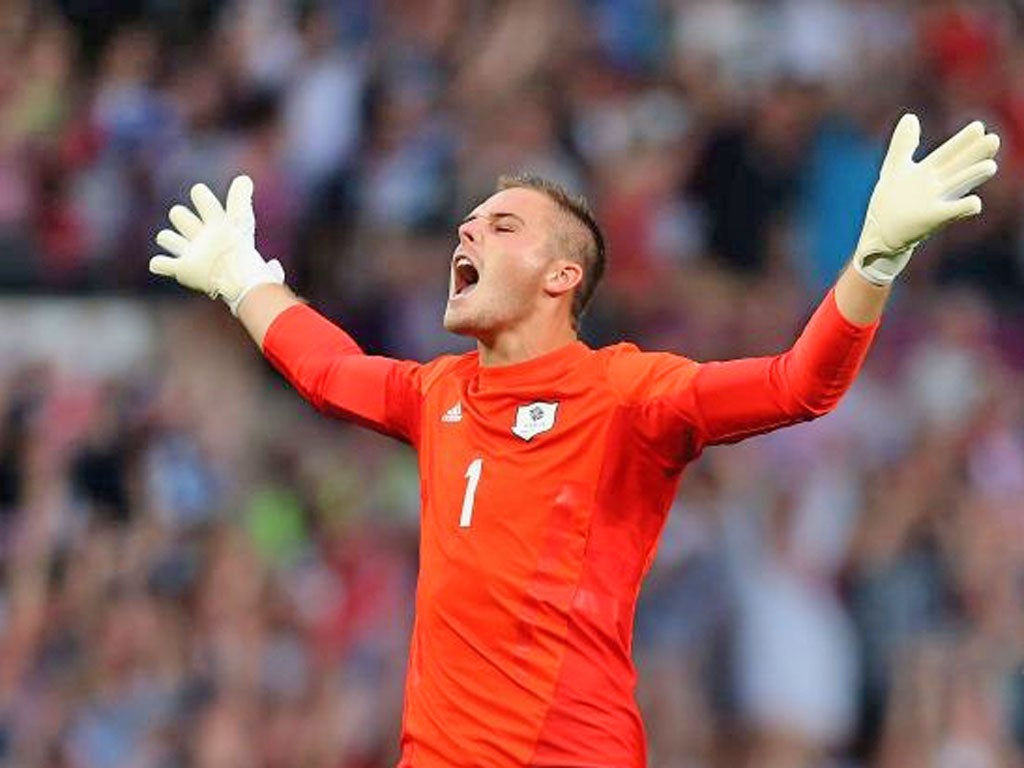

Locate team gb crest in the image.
[512,401,559,441]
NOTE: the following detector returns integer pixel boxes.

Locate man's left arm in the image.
[674,114,1000,450]
[673,280,872,450]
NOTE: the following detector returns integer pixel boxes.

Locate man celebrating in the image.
[151,114,997,767]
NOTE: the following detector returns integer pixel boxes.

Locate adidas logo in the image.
[441,401,462,423]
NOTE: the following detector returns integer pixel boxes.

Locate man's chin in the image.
[443,309,478,337]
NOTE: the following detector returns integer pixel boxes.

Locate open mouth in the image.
[452,254,480,298]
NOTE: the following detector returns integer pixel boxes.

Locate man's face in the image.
[443,187,563,338]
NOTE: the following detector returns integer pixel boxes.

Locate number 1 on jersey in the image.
[460,458,483,528]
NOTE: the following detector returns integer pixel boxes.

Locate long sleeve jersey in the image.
[262,289,878,767]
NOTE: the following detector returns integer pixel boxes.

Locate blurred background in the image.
[1,0,1023,766]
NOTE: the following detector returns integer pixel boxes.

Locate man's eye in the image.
[495,225,515,233]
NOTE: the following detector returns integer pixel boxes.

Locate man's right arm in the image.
[150,176,422,443]
[256,295,422,442]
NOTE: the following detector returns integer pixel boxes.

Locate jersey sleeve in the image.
[682,288,878,448]
[612,289,879,468]
[261,304,423,444]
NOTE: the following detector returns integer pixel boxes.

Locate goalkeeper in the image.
[151,115,997,767]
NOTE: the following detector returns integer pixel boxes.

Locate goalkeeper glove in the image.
[150,175,285,314]
[853,114,999,286]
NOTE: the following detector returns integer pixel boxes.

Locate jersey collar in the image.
[475,340,590,388]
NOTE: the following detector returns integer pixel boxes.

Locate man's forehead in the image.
[465,186,556,222]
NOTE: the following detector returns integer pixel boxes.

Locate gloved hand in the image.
[853,114,999,285]
[150,175,285,314]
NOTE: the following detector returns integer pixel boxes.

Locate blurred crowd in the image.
[1,0,1024,766]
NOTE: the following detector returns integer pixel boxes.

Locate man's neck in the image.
[477,322,578,367]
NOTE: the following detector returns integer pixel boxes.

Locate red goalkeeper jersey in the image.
[263,290,877,767]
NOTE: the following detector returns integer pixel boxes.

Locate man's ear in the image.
[544,260,583,298]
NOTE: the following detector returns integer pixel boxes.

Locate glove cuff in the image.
[226,257,286,315]
[852,211,916,286]
[852,244,915,286]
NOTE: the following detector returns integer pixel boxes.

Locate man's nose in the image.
[458,219,479,246]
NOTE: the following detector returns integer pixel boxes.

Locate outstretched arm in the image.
[684,284,877,447]
[258,301,422,442]
[150,176,421,442]
[678,115,1000,449]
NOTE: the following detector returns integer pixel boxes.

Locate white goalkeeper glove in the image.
[853,114,999,286]
[150,175,285,314]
